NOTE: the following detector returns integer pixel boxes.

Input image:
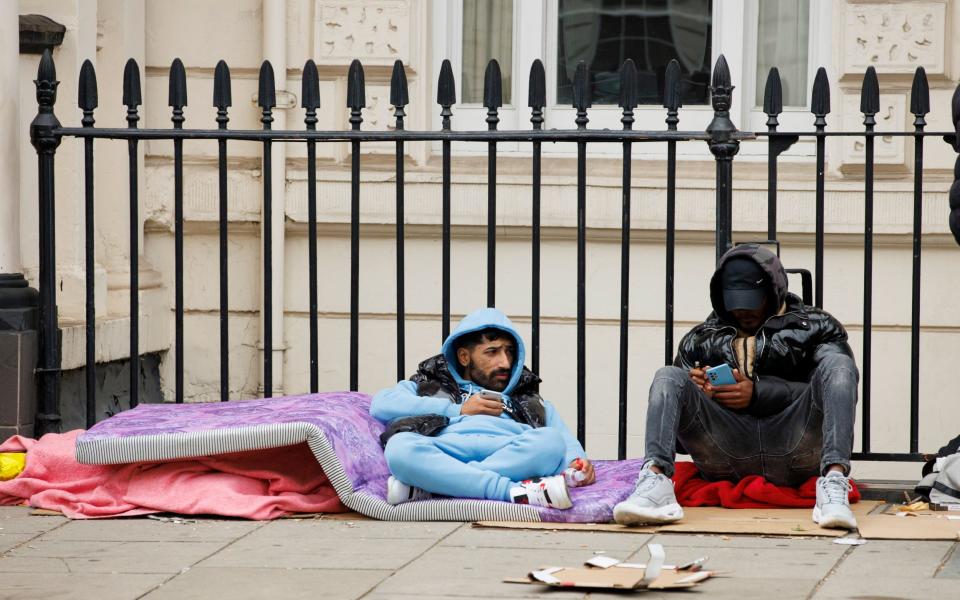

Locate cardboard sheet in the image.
[857,511,960,540]
[508,544,714,591]
[476,501,882,538]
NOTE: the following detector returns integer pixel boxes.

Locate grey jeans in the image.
[644,354,858,487]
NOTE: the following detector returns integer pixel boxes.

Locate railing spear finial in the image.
[258,60,276,129]
[860,66,880,129]
[169,58,187,129]
[910,66,929,128]
[390,59,408,129]
[663,59,681,131]
[811,67,830,130]
[437,59,456,131]
[572,61,591,129]
[302,59,320,131]
[528,59,545,130]
[123,58,141,128]
[347,59,365,131]
[78,59,98,128]
[213,60,232,129]
[763,67,783,132]
[619,59,638,130]
[483,59,502,130]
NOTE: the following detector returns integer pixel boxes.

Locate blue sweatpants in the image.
[383,419,568,501]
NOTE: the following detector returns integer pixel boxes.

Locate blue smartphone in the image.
[705,364,737,386]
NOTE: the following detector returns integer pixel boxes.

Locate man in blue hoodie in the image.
[370,308,593,509]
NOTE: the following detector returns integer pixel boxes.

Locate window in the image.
[433,0,831,157]
[556,0,713,106]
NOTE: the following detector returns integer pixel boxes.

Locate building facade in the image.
[4,0,960,477]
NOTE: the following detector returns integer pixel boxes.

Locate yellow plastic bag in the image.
[0,452,26,481]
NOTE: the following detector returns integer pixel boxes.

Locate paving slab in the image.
[442,525,652,551]
[372,544,625,597]
[648,541,845,580]
[0,555,72,573]
[0,533,32,553]
[255,518,462,540]
[38,517,261,543]
[0,507,68,534]
[198,532,440,570]
[7,539,226,574]
[831,539,955,579]
[651,532,850,549]
[143,567,392,600]
[0,572,168,600]
[365,594,585,600]
[583,576,822,600]
[933,543,960,578]
[813,575,960,599]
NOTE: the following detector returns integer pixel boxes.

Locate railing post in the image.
[29,49,62,436]
[706,55,739,264]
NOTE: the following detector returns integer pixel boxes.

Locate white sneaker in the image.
[813,471,857,530]
[613,464,684,526]
[509,475,573,510]
[386,475,432,505]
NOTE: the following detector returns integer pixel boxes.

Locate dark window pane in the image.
[557,0,712,106]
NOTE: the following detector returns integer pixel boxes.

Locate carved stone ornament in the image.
[840,93,906,167]
[842,1,946,75]
[316,1,410,65]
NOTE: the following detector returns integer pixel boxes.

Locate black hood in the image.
[709,244,789,324]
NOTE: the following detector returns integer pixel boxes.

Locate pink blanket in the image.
[0,431,346,519]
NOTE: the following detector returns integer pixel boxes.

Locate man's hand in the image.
[572,458,596,486]
[460,394,504,416]
[710,368,753,410]
[689,365,715,398]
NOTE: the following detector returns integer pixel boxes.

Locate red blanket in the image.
[0,431,346,519]
[671,462,860,509]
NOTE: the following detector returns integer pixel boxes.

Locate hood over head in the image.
[440,307,526,396]
[709,244,789,324]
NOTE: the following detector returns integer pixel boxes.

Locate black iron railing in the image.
[30,49,960,463]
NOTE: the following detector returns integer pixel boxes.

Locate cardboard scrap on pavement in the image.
[478,501,882,538]
[856,505,960,540]
[507,544,715,592]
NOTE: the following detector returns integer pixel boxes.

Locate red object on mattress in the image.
[0,430,346,519]
[671,461,860,509]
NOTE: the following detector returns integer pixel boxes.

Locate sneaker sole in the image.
[812,506,858,530]
[613,502,684,526]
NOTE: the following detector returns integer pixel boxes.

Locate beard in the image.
[465,361,511,391]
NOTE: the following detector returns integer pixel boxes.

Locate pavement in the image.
[0,506,957,600]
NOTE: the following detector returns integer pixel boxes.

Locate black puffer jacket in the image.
[674,244,856,417]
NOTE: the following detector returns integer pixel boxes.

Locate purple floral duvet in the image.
[76,392,641,522]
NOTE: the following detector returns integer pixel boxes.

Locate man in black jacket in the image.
[614,244,859,529]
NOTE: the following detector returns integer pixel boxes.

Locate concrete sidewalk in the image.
[0,506,957,600]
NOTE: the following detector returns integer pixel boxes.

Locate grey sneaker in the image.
[386,475,432,505]
[613,465,684,526]
[813,471,857,530]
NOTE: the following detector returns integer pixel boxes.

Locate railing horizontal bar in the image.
[55,128,720,142]
[59,128,960,141]
[850,452,926,462]
[757,131,954,138]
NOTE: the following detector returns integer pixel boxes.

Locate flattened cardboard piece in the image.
[476,501,881,538]
[475,521,658,533]
[524,566,706,590]
[858,512,960,540]
[516,545,710,592]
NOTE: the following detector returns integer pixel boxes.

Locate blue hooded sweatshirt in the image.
[370,307,585,466]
